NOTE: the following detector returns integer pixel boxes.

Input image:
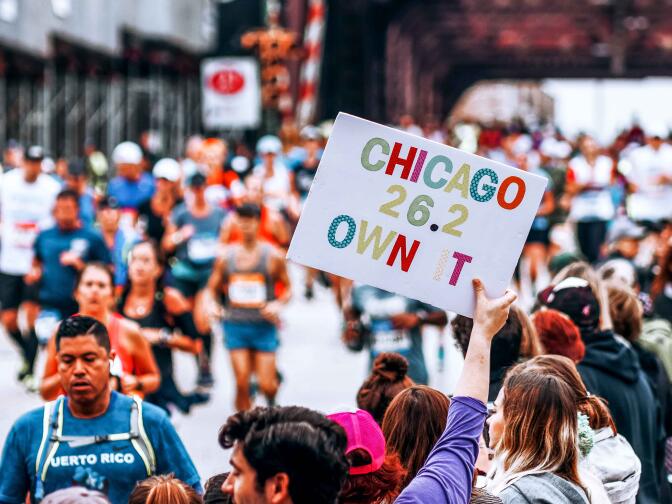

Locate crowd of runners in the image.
[0,116,671,503]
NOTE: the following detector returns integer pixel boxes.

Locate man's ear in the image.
[266,473,291,504]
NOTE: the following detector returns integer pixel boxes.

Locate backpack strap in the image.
[45,397,156,477]
[129,396,156,476]
[34,397,65,502]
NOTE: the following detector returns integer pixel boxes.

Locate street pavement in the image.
[0,265,464,482]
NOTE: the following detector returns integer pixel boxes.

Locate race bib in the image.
[228,273,267,308]
[371,328,411,353]
[370,319,411,353]
[70,238,89,257]
[13,221,39,249]
[187,236,218,263]
[119,209,138,233]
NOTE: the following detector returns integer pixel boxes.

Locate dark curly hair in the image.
[451,311,523,370]
[203,473,232,504]
[56,315,110,352]
[218,406,348,504]
[356,353,414,424]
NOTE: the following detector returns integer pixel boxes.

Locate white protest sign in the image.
[287,113,547,317]
[201,57,261,130]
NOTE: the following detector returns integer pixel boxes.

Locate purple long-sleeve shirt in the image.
[395,396,487,504]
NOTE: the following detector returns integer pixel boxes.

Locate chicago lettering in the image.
[361,137,526,210]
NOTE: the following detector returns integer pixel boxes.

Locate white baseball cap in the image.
[153,158,181,182]
[256,135,282,155]
[112,141,142,165]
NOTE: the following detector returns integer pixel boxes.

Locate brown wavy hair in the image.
[357,353,414,424]
[338,450,406,504]
[129,475,202,504]
[651,243,672,300]
[607,286,643,342]
[511,355,616,433]
[492,367,583,491]
[511,305,543,357]
[382,385,450,488]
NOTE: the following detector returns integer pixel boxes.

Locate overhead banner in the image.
[287,113,547,317]
[201,57,261,130]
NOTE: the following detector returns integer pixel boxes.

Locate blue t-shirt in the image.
[79,191,96,229]
[351,285,443,385]
[107,174,155,210]
[34,226,111,311]
[110,228,137,287]
[0,392,201,504]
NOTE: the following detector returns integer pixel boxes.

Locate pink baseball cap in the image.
[328,409,386,476]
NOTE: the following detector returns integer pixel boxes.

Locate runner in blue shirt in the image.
[28,190,111,319]
[107,142,155,214]
[0,315,201,504]
[344,285,447,384]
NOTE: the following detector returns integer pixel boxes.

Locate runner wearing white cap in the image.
[136,158,183,245]
[107,142,155,219]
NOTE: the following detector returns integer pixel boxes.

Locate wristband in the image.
[159,328,172,347]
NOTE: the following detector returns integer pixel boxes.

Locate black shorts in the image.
[0,272,39,310]
[526,228,550,245]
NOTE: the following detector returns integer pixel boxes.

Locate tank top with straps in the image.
[108,314,135,375]
[120,292,174,380]
[224,243,275,324]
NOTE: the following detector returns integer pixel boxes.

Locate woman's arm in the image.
[39,333,63,400]
[121,322,161,395]
[163,287,202,354]
[395,280,516,504]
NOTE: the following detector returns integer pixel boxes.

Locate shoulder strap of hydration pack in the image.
[129,395,156,476]
[34,397,65,502]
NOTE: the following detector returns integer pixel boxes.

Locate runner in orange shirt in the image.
[40,262,160,400]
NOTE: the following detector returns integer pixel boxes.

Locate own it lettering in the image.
[327,215,419,272]
[326,215,472,285]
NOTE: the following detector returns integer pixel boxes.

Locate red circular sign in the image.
[208,69,245,95]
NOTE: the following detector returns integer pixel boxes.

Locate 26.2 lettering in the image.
[378,184,468,237]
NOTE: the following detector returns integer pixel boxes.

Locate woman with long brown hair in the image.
[485,365,606,502]
[515,355,641,504]
[120,240,208,415]
[651,243,672,321]
[382,385,450,488]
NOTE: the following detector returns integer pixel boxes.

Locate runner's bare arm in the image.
[219,214,234,243]
[122,320,160,395]
[24,257,42,285]
[161,287,202,354]
[268,210,291,248]
[271,250,291,304]
[207,255,227,299]
[538,191,556,216]
[39,332,63,400]
[161,220,196,254]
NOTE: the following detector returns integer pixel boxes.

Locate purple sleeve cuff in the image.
[450,396,487,414]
